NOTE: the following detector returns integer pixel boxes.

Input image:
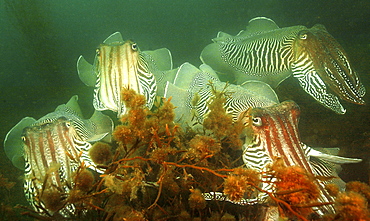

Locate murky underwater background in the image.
[0,0,369,219]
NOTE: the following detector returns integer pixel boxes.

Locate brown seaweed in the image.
[16,87,370,221]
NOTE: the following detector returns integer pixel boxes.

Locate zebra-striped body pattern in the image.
[201,17,365,114]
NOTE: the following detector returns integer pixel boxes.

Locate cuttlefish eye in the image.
[299,32,308,40]
[96,48,101,56]
[252,117,262,126]
[21,136,26,142]
[65,122,71,128]
[131,43,138,51]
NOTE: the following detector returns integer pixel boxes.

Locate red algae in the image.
[186,135,221,163]
[40,189,64,213]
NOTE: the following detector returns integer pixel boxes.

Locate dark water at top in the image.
[0,0,370,219]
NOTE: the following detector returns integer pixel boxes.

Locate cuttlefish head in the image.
[94,39,141,77]
[238,101,341,215]
[292,24,366,113]
[238,101,307,170]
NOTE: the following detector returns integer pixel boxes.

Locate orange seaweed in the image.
[19,86,367,221]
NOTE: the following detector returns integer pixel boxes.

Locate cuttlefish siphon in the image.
[4,95,113,217]
[201,17,366,114]
[77,32,173,117]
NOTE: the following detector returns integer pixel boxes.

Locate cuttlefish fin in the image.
[144,48,173,71]
[77,55,96,87]
[308,148,362,164]
[155,67,179,97]
[55,95,84,117]
[173,62,204,89]
[164,81,192,124]
[293,70,346,114]
[237,17,279,37]
[103,31,124,44]
[240,80,279,104]
[4,117,36,170]
[212,32,233,43]
[162,67,179,84]
[199,64,219,79]
[87,110,114,143]
[313,147,340,155]
[213,17,279,41]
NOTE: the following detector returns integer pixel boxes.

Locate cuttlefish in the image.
[164,62,279,127]
[77,32,173,117]
[200,17,366,114]
[205,101,362,217]
[4,96,113,217]
[167,64,362,216]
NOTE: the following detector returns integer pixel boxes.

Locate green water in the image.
[0,0,369,220]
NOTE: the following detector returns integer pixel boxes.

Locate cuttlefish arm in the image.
[292,24,366,114]
[4,117,36,170]
[292,66,347,114]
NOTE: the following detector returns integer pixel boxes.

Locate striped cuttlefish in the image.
[4,95,113,217]
[201,17,366,114]
[236,100,362,217]
[77,32,173,117]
